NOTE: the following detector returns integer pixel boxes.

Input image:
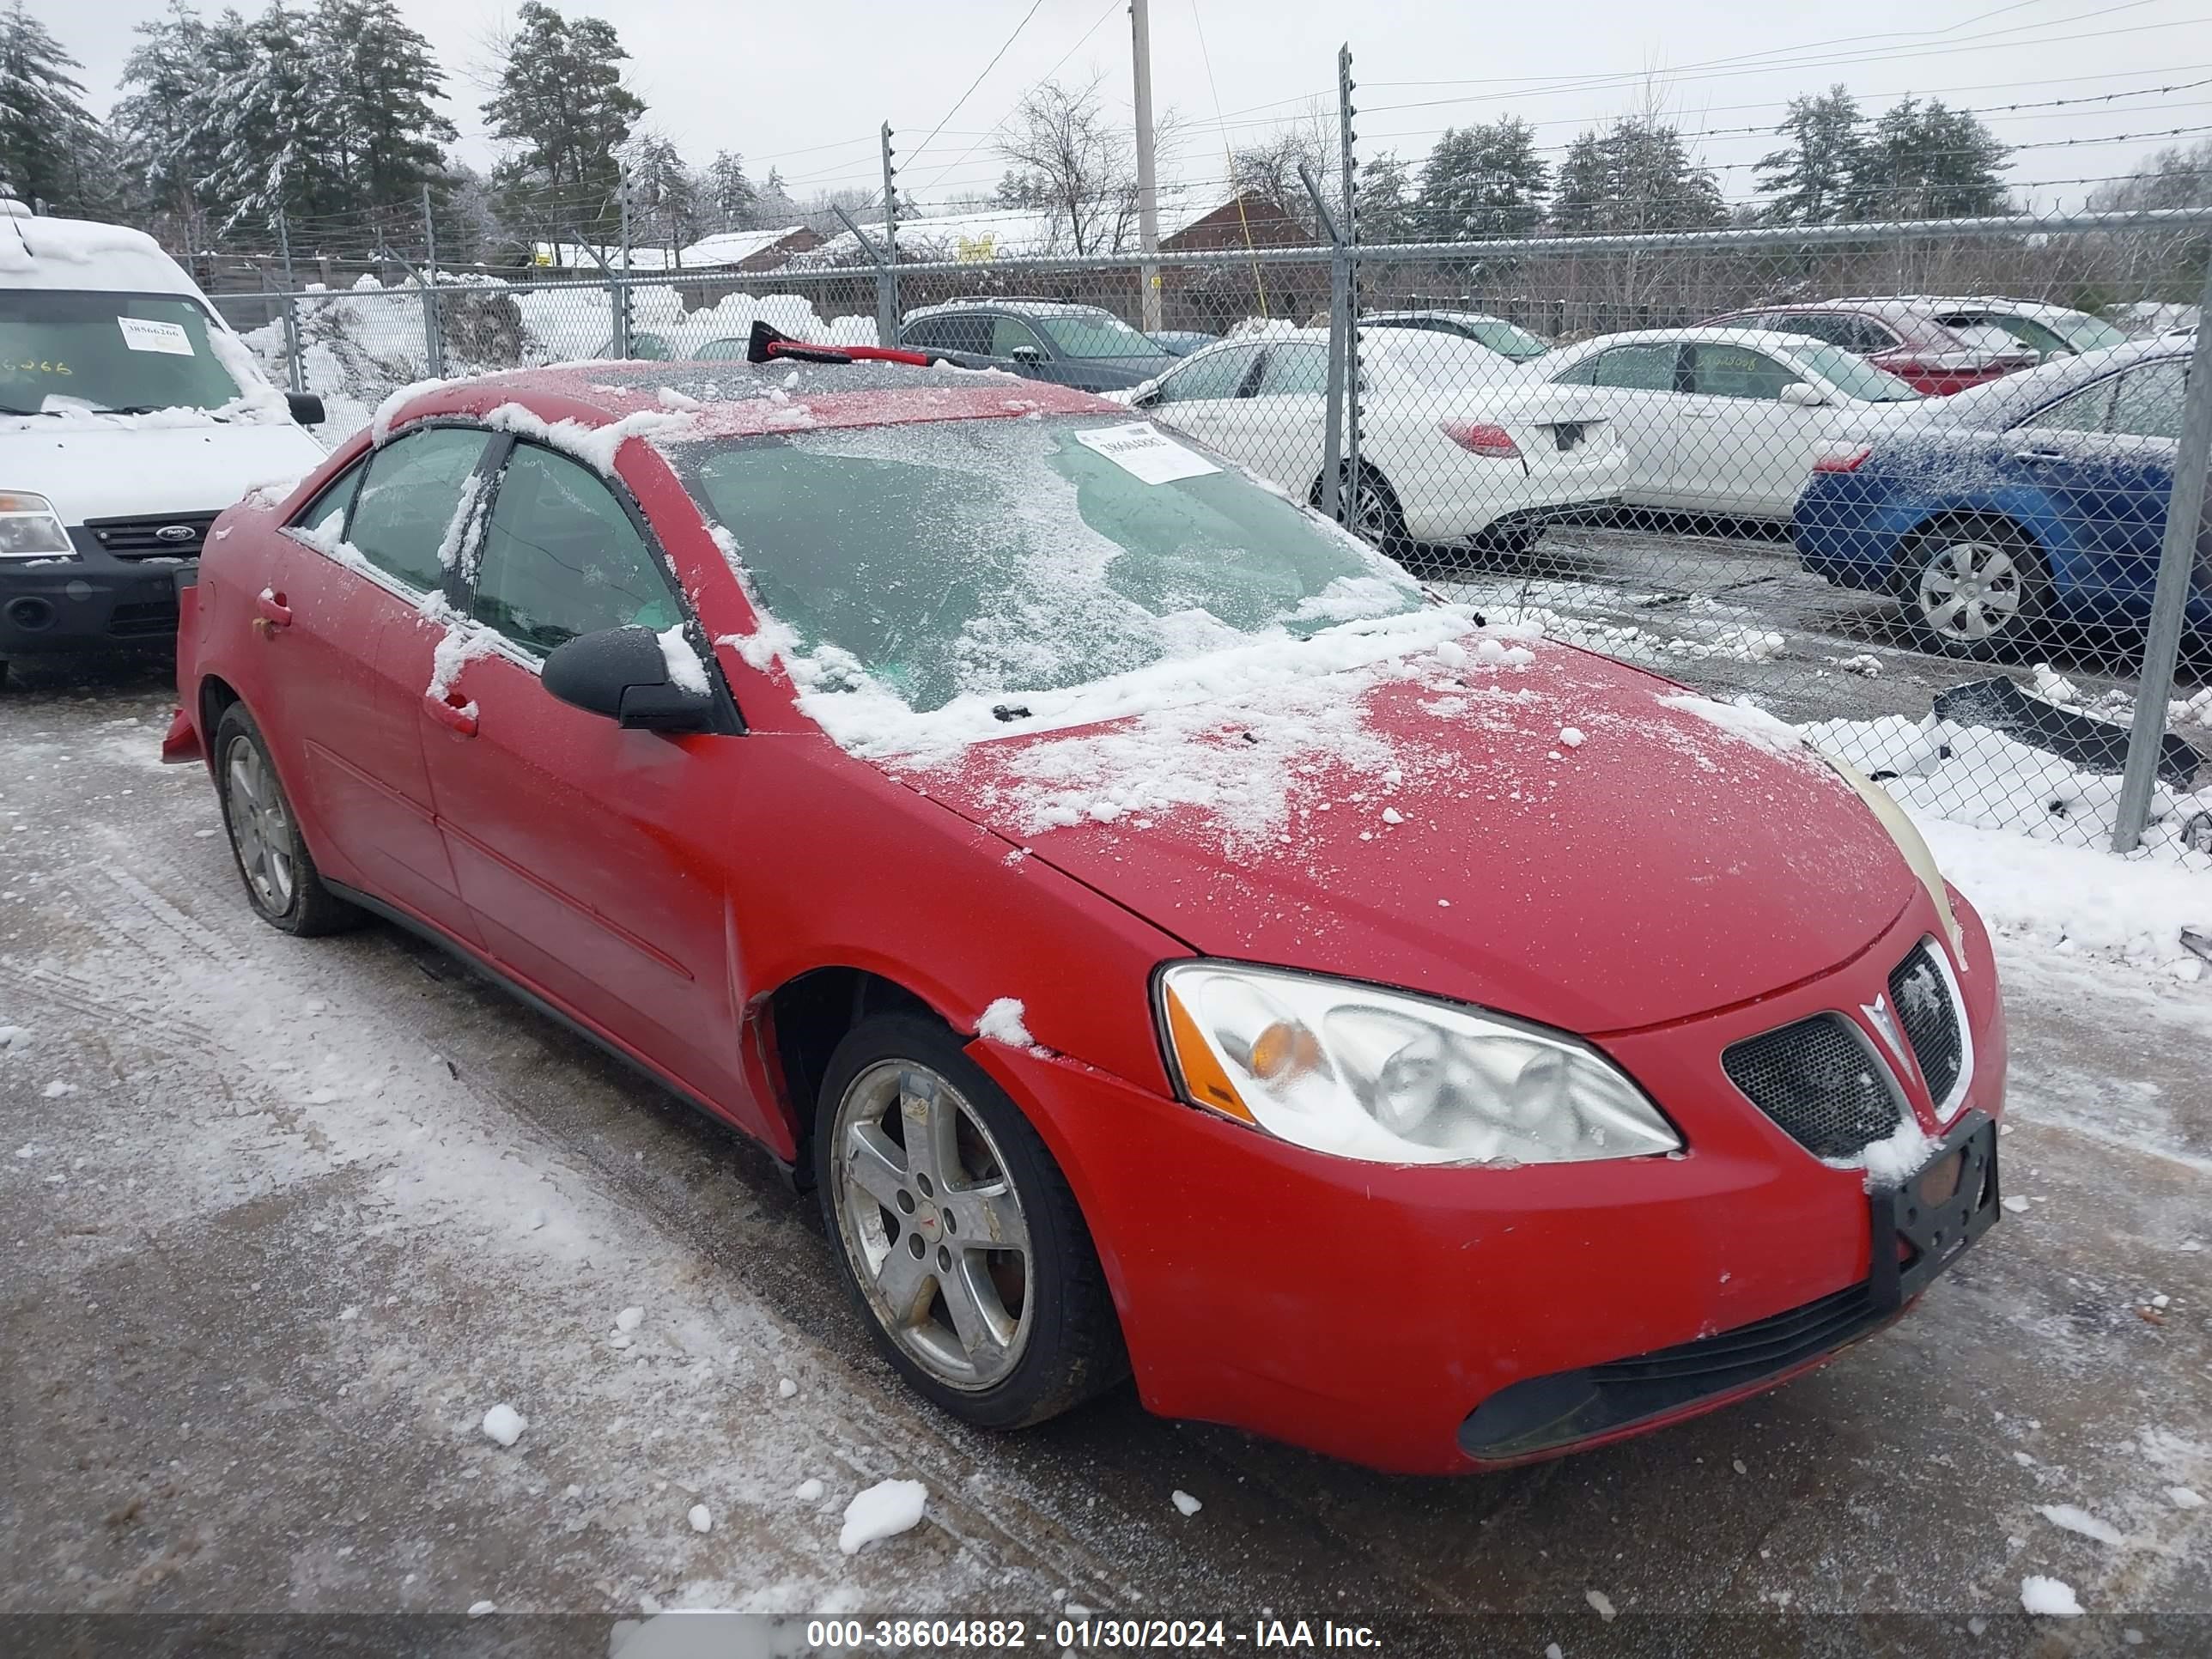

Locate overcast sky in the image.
[42,0,2212,212]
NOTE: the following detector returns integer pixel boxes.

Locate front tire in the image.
[1904,517,2049,660]
[1311,465,1411,560]
[814,1014,1126,1429]
[213,703,361,937]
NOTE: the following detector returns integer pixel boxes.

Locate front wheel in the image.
[1904,518,2049,661]
[1311,465,1411,559]
[815,1014,1126,1429]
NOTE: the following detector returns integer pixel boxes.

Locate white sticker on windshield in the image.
[1073,421,1219,485]
[117,317,193,356]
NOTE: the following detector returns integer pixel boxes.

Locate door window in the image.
[1256,343,1332,396]
[471,443,684,656]
[346,427,495,591]
[1686,343,1800,400]
[1587,343,1679,391]
[989,316,1048,357]
[1152,344,1263,404]
[2109,361,2186,440]
[904,314,991,355]
[2022,381,2115,435]
[292,461,365,541]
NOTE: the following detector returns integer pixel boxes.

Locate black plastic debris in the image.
[1932,677,2203,791]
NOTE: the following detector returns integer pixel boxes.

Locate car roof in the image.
[384,360,1121,445]
[0,213,204,297]
[902,297,1116,321]
[1368,309,1518,325]
[1556,325,1856,357]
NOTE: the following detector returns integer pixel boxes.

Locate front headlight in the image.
[1158,963,1681,1166]
[0,491,74,558]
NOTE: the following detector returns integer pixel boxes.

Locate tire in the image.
[212,702,362,937]
[1311,465,1411,561]
[1903,516,2050,661]
[814,1013,1127,1430]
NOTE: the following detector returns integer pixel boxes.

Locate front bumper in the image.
[0,531,191,657]
[972,890,2006,1474]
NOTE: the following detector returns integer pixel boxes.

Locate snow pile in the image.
[2021,1575,2084,1618]
[656,625,709,696]
[480,1403,526,1448]
[2038,1503,2125,1546]
[686,1503,713,1534]
[837,1478,927,1555]
[1171,1490,1202,1516]
[976,999,1035,1050]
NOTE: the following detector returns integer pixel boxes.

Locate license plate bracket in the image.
[1869,1109,2001,1314]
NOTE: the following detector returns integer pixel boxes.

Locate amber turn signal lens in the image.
[1164,987,1255,1124]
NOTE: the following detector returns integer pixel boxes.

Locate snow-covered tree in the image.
[1552,116,1724,234]
[1415,119,1548,240]
[619,131,700,257]
[0,2,116,215]
[1357,151,1413,245]
[313,0,454,216]
[704,150,755,231]
[483,0,646,241]
[1856,97,2011,220]
[1756,86,1866,226]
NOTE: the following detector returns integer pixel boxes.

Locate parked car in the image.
[1537,327,1924,520]
[0,206,326,684]
[1705,299,2039,395]
[1124,326,1620,553]
[1916,297,2129,363]
[1794,337,2203,659]
[1147,329,1219,357]
[595,331,757,362]
[1364,308,1553,362]
[163,356,2005,1474]
[900,298,1176,391]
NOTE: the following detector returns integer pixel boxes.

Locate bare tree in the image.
[1229,99,1338,234]
[994,73,1174,257]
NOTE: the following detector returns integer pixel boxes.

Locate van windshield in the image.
[0,291,247,416]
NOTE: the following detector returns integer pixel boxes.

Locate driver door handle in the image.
[423,691,478,738]
[2011,447,2065,464]
[252,589,291,633]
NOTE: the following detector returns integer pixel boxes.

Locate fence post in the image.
[1300,162,1347,525]
[2112,258,2212,854]
[421,184,443,376]
[881,124,901,348]
[831,204,896,349]
[375,243,445,379]
[1337,45,1362,521]
[275,209,305,397]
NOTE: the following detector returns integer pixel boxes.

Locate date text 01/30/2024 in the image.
[804,1617,1385,1650]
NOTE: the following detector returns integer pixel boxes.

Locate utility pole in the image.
[1131,0,1161,331]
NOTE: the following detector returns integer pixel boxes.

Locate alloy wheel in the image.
[1917,537,2024,645]
[830,1059,1035,1391]
[223,737,296,915]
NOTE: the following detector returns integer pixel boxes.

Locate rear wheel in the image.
[214,703,361,936]
[1904,517,2049,661]
[815,1014,1125,1429]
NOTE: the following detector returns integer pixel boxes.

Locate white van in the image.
[0,207,327,684]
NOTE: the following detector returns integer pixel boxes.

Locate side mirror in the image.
[542,625,715,733]
[286,391,326,426]
[1778,381,1828,408]
[1008,344,1044,366]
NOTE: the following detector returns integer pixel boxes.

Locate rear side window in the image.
[347,428,495,590]
[471,443,681,655]
[905,314,991,355]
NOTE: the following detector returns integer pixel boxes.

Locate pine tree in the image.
[113,3,226,240]
[1756,85,1865,226]
[704,149,755,231]
[1357,151,1413,244]
[314,0,454,218]
[204,4,323,230]
[1414,118,1547,240]
[1547,117,1724,234]
[483,0,646,240]
[619,131,699,255]
[0,2,115,215]
[1856,97,2011,220]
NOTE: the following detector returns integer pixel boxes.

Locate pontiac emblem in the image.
[1861,994,1911,1067]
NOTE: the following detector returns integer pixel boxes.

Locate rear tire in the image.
[814,1013,1127,1430]
[1903,516,2050,661]
[213,702,362,937]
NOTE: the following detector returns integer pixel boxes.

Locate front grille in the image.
[1888,942,1964,1106]
[1460,1282,1888,1460]
[1723,1013,1901,1159]
[106,598,179,637]
[84,512,218,561]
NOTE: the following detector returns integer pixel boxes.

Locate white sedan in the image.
[1536,326,1924,519]
[1121,327,1626,554]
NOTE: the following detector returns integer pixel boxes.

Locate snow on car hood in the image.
[0,419,326,526]
[886,626,1919,1034]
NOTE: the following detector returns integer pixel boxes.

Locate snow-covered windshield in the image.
[0,290,246,416]
[1035,312,1169,360]
[680,415,1426,714]
[2045,311,2129,353]
[1777,340,1922,403]
[1445,314,1550,361]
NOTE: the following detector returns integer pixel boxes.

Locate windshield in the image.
[1036,312,1168,360]
[678,415,1425,714]
[0,290,247,416]
[2048,311,2129,353]
[1776,339,1922,403]
[1367,331,1532,392]
[1448,315,1550,361]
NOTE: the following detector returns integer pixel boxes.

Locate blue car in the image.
[1793,338,2205,659]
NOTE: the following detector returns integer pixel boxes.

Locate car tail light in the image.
[1440,420,1522,459]
[1814,447,1873,474]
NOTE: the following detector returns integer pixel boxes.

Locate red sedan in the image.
[1704,299,2038,396]
[162,357,2007,1474]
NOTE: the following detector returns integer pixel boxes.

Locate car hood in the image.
[884,629,1919,1034]
[0,419,326,526]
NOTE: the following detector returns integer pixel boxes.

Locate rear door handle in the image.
[423,692,478,738]
[2011,447,2065,464]
[252,589,291,630]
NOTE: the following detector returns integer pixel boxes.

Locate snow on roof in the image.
[807,191,1225,265]
[676,225,814,267]
[0,214,199,295]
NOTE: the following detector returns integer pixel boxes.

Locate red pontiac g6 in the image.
[164,359,2007,1474]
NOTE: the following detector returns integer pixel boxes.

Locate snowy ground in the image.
[3,657,2209,1657]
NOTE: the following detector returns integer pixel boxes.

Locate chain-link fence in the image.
[217,204,2212,866]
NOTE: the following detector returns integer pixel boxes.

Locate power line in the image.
[901,0,1051,171]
